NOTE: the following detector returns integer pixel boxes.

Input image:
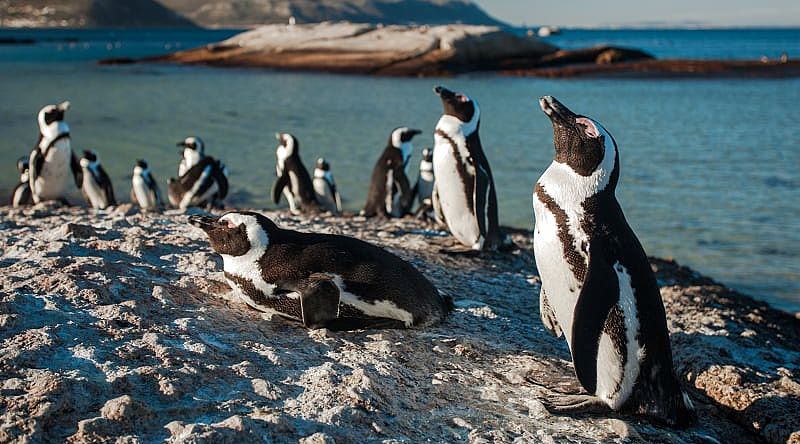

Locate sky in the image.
[472,0,800,28]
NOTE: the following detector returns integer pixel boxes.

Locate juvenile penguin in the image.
[10,157,33,207]
[432,86,504,250]
[168,156,228,210]
[362,127,421,218]
[189,211,452,330]
[271,133,318,214]
[177,136,204,177]
[28,101,82,203]
[533,96,695,426]
[131,159,162,211]
[79,150,116,209]
[313,157,342,215]
[411,147,435,219]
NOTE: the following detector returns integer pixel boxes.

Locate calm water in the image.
[0,28,798,312]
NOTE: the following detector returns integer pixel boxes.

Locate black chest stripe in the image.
[435,129,474,213]
[602,303,628,395]
[535,184,587,283]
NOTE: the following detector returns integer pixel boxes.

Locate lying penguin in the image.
[167,156,228,210]
[313,157,342,215]
[189,211,452,330]
[533,96,695,426]
[10,157,32,207]
[79,150,116,209]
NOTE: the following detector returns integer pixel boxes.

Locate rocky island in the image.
[0,203,798,443]
[126,21,800,78]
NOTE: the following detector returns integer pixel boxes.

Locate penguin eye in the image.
[455,93,469,103]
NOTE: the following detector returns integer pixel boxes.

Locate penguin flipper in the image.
[70,152,83,188]
[571,249,620,395]
[29,148,43,191]
[432,185,446,227]
[100,167,116,206]
[539,288,562,337]
[474,164,489,243]
[212,161,228,201]
[300,278,340,329]
[271,172,290,205]
[395,170,413,215]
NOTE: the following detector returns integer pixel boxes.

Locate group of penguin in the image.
[9,86,697,427]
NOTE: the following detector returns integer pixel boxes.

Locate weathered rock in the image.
[0,205,797,443]
[146,22,557,76]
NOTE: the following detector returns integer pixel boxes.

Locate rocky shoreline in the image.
[1,204,798,443]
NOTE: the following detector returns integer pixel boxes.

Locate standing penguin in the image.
[533,96,695,426]
[271,132,318,214]
[28,101,82,204]
[362,127,421,218]
[313,157,342,215]
[10,157,33,207]
[131,159,162,211]
[432,86,504,250]
[411,147,435,219]
[177,136,204,177]
[79,150,116,209]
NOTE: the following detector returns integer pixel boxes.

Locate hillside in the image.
[158,0,505,28]
[0,0,195,28]
[0,0,506,28]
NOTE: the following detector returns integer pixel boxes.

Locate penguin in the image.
[131,159,162,211]
[28,101,82,204]
[271,133,318,214]
[533,96,695,426]
[432,86,505,250]
[10,156,33,207]
[313,157,342,215]
[189,211,452,330]
[167,156,228,210]
[177,136,204,177]
[361,127,421,218]
[79,150,116,209]
[411,147,435,219]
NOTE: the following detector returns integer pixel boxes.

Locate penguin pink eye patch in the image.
[575,117,600,138]
[455,93,469,103]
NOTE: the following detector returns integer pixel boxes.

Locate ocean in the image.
[0,28,798,312]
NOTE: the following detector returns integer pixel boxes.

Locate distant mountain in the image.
[0,0,505,28]
[1,0,195,28]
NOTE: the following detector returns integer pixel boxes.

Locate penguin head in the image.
[434,86,480,125]
[79,150,98,168]
[37,101,70,136]
[390,127,422,148]
[17,156,29,175]
[177,136,204,154]
[275,132,298,158]
[189,211,277,257]
[134,159,149,175]
[316,157,330,171]
[539,96,617,180]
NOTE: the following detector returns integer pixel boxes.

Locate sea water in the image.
[0,28,797,311]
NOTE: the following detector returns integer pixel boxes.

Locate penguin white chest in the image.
[433,134,481,247]
[34,142,72,201]
[82,169,107,209]
[132,176,154,209]
[532,191,583,344]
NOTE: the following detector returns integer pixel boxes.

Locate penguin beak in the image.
[433,85,455,100]
[188,215,220,231]
[409,129,422,136]
[176,141,186,147]
[539,96,576,125]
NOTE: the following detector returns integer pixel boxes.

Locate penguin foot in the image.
[541,394,610,415]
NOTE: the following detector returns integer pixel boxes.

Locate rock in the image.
[146,22,557,76]
[0,205,797,443]
[299,432,336,444]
